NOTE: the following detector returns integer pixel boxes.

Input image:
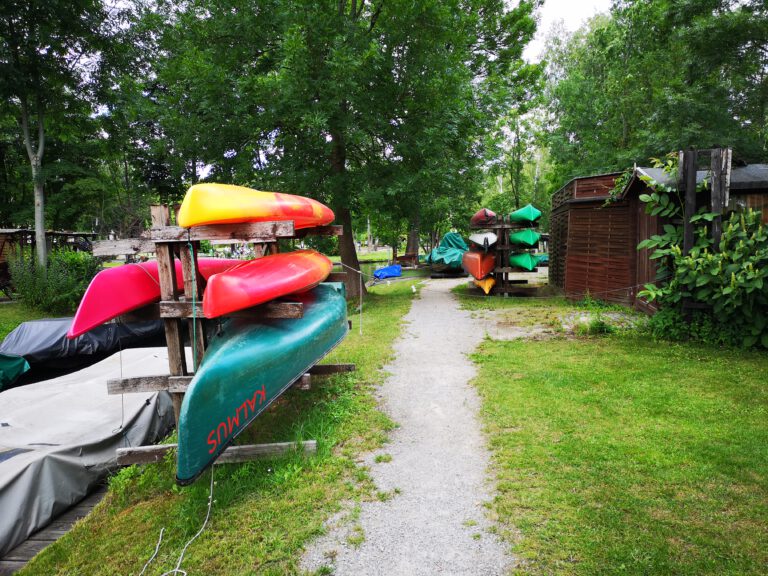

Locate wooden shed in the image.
[550,164,768,311]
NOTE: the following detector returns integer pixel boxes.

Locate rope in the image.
[139,467,215,576]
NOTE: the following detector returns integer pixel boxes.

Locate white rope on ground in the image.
[138,467,215,576]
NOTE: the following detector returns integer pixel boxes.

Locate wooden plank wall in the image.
[736,192,768,223]
[572,174,620,200]
[564,202,634,305]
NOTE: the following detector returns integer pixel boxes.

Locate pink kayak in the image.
[67,259,239,338]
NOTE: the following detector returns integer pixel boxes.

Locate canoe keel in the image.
[176,283,349,484]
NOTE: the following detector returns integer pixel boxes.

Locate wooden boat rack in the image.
[93,204,355,466]
[470,215,539,296]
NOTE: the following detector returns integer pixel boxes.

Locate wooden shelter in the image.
[549,162,768,312]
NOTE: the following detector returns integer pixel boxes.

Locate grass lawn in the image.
[19,280,421,576]
[473,334,768,575]
[0,302,47,342]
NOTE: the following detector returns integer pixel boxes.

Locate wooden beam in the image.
[710,147,732,249]
[116,441,317,466]
[158,300,304,319]
[293,225,343,238]
[149,221,294,242]
[294,373,311,390]
[682,149,698,255]
[327,272,348,282]
[107,364,355,395]
[308,363,356,375]
[92,239,156,257]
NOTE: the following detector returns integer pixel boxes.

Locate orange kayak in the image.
[68,259,240,338]
[203,250,333,318]
[462,250,496,280]
[177,183,335,229]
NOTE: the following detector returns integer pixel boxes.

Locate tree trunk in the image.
[405,213,420,255]
[32,159,46,265]
[337,207,365,298]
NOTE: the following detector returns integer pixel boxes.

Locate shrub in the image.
[9,249,101,315]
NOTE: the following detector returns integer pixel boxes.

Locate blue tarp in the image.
[373,264,402,280]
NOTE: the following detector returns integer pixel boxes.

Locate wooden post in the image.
[150,205,187,423]
[180,241,206,369]
[681,150,698,256]
[710,148,732,249]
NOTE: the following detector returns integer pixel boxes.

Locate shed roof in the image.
[635,164,768,191]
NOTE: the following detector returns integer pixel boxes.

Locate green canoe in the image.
[509,229,541,248]
[509,252,539,271]
[509,203,542,224]
[176,282,349,485]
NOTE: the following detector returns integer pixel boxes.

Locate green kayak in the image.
[509,229,541,248]
[509,252,539,271]
[176,283,349,484]
[509,203,542,224]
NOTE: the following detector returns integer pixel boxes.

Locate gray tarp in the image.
[0,348,177,556]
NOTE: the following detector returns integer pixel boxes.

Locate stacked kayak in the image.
[177,282,348,484]
[66,183,345,484]
[466,203,544,294]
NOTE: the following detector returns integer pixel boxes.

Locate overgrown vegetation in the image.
[633,156,768,348]
[8,249,101,315]
[19,281,420,576]
[0,302,46,341]
[473,335,768,576]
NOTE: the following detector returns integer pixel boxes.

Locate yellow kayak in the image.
[474,277,495,295]
[177,183,335,229]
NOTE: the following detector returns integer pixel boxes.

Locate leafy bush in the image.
[636,161,768,349]
[9,249,101,315]
[574,313,616,336]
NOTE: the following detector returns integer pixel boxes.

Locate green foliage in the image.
[573,313,616,336]
[639,209,768,349]
[8,249,101,314]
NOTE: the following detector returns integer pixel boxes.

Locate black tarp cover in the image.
[0,318,164,372]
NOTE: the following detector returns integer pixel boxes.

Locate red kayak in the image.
[67,259,239,338]
[203,250,333,318]
[462,250,496,280]
[470,208,496,228]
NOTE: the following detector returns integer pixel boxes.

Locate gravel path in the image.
[301,279,511,575]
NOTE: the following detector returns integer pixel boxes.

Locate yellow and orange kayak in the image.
[177,183,335,229]
[474,277,495,295]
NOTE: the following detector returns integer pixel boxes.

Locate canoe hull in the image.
[468,232,498,250]
[203,250,332,318]
[176,283,349,484]
[509,252,538,271]
[509,203,542,224]
[470,208,497,227]
[509,229,541,248]
[462,251,496,280]
[68,259,239,338]
[178,183,335,229]
[474,277,496,295]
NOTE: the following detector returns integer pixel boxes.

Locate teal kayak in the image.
[509,203,541,224]
[509,252,538,271]
[509,229,541,248]
[176,282,349,484]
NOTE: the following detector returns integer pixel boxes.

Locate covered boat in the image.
[68,258,239,338]
[509,252,539,271]
[202,250,332,318]
[462,251,496,280]
[509,203,542,224]
[470,208,496,227]
[178,183,335,229]
[177,283,349,484]
[509,229,541,248]
[426,232,468,271]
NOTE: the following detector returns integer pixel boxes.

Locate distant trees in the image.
[542,0,768,185]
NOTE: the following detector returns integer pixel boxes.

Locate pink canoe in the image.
[203,250,332,318]
[68,259,239,338]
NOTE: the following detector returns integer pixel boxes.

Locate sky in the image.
[523,0,613,62]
